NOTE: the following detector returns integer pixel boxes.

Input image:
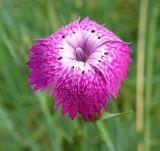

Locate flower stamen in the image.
[75,47,86,62]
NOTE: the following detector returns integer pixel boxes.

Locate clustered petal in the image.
[27,17,132,121]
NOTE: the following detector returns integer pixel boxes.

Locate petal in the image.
[53,65,109,121]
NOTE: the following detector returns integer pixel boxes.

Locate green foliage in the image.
[0,0,160,151]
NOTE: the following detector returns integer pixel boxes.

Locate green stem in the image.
[144,1,160,151]
[96,121,115,151]
[35,93,61,151]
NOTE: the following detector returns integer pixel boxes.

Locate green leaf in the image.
[100,110,133,121]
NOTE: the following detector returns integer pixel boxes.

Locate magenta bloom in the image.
[27,17,132,121]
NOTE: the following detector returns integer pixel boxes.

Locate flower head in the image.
[27,17,132,121]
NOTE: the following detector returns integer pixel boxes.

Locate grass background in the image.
[0,0,160,151]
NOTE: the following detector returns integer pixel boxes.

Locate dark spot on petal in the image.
[98,36,101,39]
[62,35,65,38]
[104,52,108,55]
[98,60,101,62]
[71,66,74,69]
[94,69,98,73]
[82,71,85,74]
[101,56,104,59]
[72,31,75,34]
[91,30,95,33]
[58,56,63,60]
[60,47,64,49]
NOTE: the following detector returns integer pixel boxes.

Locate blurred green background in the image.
[0,0,160,151]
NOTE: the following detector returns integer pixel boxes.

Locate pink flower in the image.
[27,17,132,121]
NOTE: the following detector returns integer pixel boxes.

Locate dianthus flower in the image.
[27,17,132,121]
